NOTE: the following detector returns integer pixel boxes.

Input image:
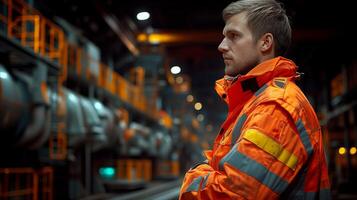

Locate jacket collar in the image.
[215,56,298,112]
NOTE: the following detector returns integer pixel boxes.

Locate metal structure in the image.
[0,0,185,199]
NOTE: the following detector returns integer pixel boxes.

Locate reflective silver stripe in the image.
[231,114,247,148]
[319,189,332,200]
[300,189,332,200]
[201,173,210,190]
[219,143,289,194]
[305,191,317,199]
[296,119,313,157]
[282,167,307,199]
[185,176,203,192]
[219,143,238,171]
[285,174,331,200]
[274,80,285,88]
[254,84,268,96]
[230,84,267,147]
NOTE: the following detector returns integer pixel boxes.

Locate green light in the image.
[99,167,115,179]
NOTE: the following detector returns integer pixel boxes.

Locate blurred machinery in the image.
[0,63,50,149]
[2,0,355,199]
[0,0,205,199]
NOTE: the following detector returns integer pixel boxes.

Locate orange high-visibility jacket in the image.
[179,57,330,200]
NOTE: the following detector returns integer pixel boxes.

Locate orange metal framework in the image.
[0,0,162,115]
[0,167,53,200]
[0,0,68,160]
[117,159,152,181]
[156,160,180,177]
[38,167,53,200]
[49,85,67,160]
[1,0,168,160]
[0,168,38,200]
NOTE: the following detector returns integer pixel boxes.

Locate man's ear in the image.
[259,33,274,53]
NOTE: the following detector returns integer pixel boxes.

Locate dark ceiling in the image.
[36,0,356,134]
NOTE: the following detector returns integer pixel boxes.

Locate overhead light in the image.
[186,95,194,103]
[194,102,202,111]
[170,65,181,74]
[350,147,357,155]
[338,147,346,155]
[136,11,150,21]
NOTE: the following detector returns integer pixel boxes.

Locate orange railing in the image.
[0,168,38,200]
[2,0,66,70]
[9,14,40,53]
[49,85,67,160]
[38,167,53,200]
[117,159,152,181]
[0,0,171,145]
[0,167,53,200]
[156,160,180,177]
[0,0,68,159]
[0,0,165,117]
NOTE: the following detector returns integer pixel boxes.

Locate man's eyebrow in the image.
[223,29,241,36]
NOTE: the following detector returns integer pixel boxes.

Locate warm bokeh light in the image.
[176,76,183,84]
[339,147,346,155]
[186,95,194,103]
[350,147,357,155]
[194,102,202,111]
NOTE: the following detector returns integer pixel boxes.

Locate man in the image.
[179,0,331,199]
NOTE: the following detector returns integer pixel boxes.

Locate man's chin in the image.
[224,67,238,77]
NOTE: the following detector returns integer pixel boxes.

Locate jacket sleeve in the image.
[179,102,309,200]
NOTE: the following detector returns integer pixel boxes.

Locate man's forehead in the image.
[223,24,241,35]
[223,13,247,34]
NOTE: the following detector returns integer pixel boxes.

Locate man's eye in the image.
[229,33,238,40]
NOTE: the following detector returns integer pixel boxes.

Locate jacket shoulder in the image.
[253,77,290,102]
[254,77,311,115]
[259,77,305,102]
[259,78,318,124]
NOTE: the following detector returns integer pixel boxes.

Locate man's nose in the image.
[218,38,228,53]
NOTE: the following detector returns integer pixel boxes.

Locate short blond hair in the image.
[223,0,291,56]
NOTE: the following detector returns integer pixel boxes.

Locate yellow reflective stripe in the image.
[243,129,298,170]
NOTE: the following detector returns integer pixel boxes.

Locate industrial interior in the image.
[0,0,356,199]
